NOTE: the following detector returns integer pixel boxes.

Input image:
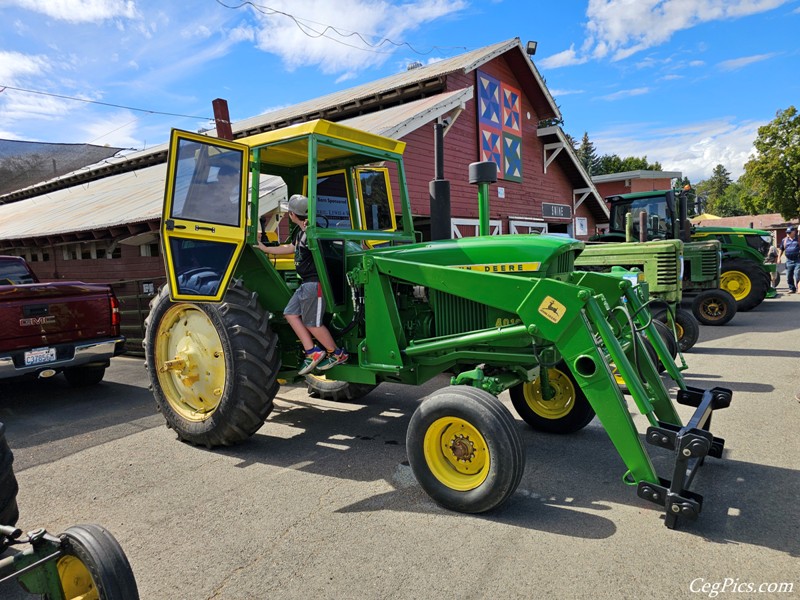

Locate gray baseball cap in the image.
[287,194,308,217]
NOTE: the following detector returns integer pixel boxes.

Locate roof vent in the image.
[407,61,423,71]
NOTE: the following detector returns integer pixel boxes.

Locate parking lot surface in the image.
[1,293,798,599]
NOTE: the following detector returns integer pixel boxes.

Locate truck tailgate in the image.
[0,282,116,352]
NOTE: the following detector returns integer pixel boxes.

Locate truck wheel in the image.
[720,258,767,312]
[406,386,524,513]
[653,308,698,352]
[64,366,106,387]
[0,422,20,547]
[144,280,280,447]
[508,361,595,433]
[57,524,139,600]
[305,375,378,402]
[690,289,737,326]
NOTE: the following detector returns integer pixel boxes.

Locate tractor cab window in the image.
[170,139,245,227]
[612,197,672,239]
[357,168,395,232]
[316,171,352,229]
[161,129,249,302]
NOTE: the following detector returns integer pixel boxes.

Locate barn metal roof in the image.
[0,90,472,247]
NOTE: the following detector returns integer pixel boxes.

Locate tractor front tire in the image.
[691,289,737,326]
[720,259,768,312]
[144,279,280,447]
[406,386,524,514]
[305,375,378,402]
[509,361,595,434]
[57,524,139,600]
[653,308,699,352]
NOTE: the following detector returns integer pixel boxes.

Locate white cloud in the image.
[544,0,789,67]
[718,52,778,71]
[539,44,588,68]
[593,118,763,181]
[6,0,140,23]
[599,87,650,101]
[0,51,51,81]
[81,111,141,147]
[250,0,467,74]
[549,88,586,97]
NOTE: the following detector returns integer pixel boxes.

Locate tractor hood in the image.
[369,234,583,277]
[692,225,770,237]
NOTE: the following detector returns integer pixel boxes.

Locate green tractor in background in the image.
[577,235,703,354]
[594,188,775,313]
[144,119,732,528]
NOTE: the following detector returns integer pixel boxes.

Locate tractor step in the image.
[638,385,732,529]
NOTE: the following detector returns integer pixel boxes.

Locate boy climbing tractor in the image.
[257,194,348,373]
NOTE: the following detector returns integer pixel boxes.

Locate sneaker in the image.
[316,348,349,371]
[298,347,326,375]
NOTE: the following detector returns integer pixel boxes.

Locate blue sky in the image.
[1,0,798,182]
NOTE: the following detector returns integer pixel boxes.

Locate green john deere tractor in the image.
[577,235,702,354]
[595,188,775,313]
[145,120,732,528]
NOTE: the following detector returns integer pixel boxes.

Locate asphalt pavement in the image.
[1,289,798,600]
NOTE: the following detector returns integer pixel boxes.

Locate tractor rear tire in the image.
[720,258,767,312]
[691,289,737,326]
[406,386,524,514]
[509,361,595,434]
[653,308,698,353]
[57,524,139,600]
[144,279,280,447]
[305,375,378,402]
[0,422,19,536]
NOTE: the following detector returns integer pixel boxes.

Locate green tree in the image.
[742,106,800,219]
[593,153,662,175]
[575,132,599,175]
[710,182,749,217]
[594,153,624,175]
[694,164,733,214]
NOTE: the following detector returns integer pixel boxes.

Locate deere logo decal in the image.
[453,262,541,273]
[538,296,566,324]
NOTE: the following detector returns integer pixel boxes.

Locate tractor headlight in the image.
[679,256,685,281]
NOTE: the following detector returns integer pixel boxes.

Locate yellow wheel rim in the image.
[720,270,751,301]
[522,368,576,420]
[423,417,489,491]
[154,303,226,421]
[613,366,625,386]
[699,299,725,319]
[58,555,99,600]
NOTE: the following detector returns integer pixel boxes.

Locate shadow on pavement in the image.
[180,381,798,552]
[0,374,160,470]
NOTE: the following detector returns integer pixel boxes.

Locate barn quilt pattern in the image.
[477,70,522,182]
[503,133,522,182]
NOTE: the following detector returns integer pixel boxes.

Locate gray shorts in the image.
[284,281,326,328]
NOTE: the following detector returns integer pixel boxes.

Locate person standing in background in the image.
[776,225,799,294]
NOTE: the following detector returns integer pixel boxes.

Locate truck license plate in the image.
[24,347,57,366]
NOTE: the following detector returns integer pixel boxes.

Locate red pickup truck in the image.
[0,256,125,386]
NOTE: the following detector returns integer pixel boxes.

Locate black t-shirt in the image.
[293,229,318,282]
